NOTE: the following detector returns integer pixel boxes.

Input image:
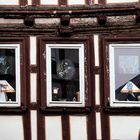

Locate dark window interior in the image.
[51,48,80,102]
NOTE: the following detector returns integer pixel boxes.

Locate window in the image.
[109,44,140,107]
[46,44,85,107]
[39,38,91,108]
[0,37,27,109]
[0,44,20,107]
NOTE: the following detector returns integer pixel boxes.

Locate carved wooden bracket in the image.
[58,15,72,36]
[98,14,107,26]
[60,15,70,26]
[58,26,72,36]
[136,10,140,23]
[24,15,35,27]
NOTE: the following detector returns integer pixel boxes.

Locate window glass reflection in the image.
[112,47,140,102]
[51,48,80,102]
[0,49,16,102]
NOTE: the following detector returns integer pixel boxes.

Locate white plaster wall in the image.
[96,113,102,140]
[107,0,138,3]
[30,73,37,103]
[0,18,23,24]
[45,116,62,140]
[0,0,19,5]
[70,18,97,26]
[70,116,87,140]
[95,75,100,105]
[94,35,99,66]
[35,18,60,26]
[31,111,37,140]
[110,116,140,140]
[68,0,85,5]
[30,36,37,65]
[28,0,32,5]
[94,0,98,4]
[40,0,58,5]
[0,116,24,140]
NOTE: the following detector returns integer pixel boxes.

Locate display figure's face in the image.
[0,56,6,65]
[57,59,76,80]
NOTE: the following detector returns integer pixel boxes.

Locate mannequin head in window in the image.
[0,49,15,75]
[0,56,10,74]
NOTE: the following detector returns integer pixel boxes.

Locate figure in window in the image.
[0,50,16,102]
[115,74,140,101]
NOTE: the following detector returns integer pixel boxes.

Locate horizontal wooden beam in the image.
[0,4,138,18]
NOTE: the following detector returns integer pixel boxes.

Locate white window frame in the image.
[0,44,20,107]
[46,44,85,107]
[109,44,140,107]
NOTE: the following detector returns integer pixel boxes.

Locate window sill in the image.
[0,105,27,113]
[40,106,91,114]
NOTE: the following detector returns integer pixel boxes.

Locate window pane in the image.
[51,48,80,102]
[0,49,16,102]
[0,44,21,107]
[46,44,85,107]
[115,47,140,101]
[110,44,140,106]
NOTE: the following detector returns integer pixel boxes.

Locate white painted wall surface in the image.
[40,0,58,5]
[0,18,23,24]
[94,35,99,66]
[31,111,37,140]
[95,75,100,105]
[70,116,87,140]
[30,73,37,103]
[0,116,24,140]
[94,0,98,4]
[28,0,32,5]
[45,116,62,140]
[110,116,140,140]
[68,0,85,5]
[107,0,138,3]
[35,18,60,25]
[96,113,102,140]
[30,36,37,65]
[0,0,19,5]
